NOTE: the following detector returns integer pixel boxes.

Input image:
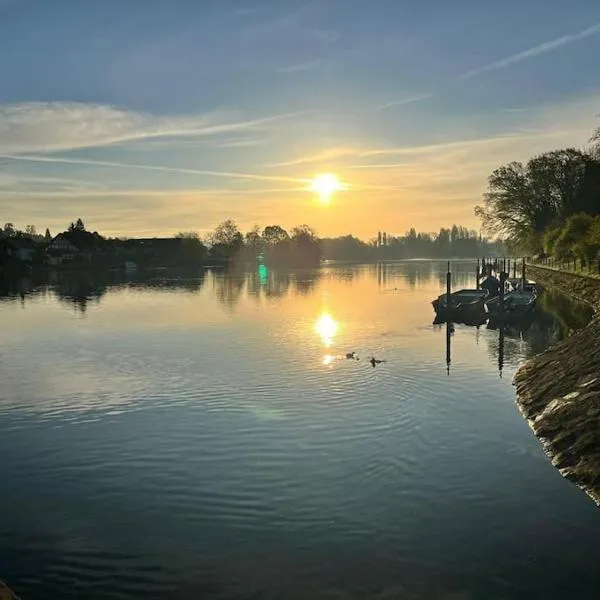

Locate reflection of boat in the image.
[485,287,537,317]
[487,310,535,333]
[433,312,487,327]
[432,289,488,318]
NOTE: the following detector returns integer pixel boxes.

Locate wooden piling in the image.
[446,320,452,375]
[499,270,507,313]
[521,257,526,289]
[446,261,451,307]
[476,258,480,289]
[498,325,505,378]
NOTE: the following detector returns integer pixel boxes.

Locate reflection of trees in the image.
[266,271,292,298]
[246,270,262,299]
[293,271,318,296]
[127,273,205,294]
[0,270,207,313]
[485,290,594,370]
[404,263,417,289]
[211,271,245,310]
[326,267,361,283]
[52,271,108,314]
[0,275,33,302]
[435,262,478,290]
[536,289,594,339]
[234,267,321,303]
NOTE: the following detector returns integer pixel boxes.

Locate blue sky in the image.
[2,0,600,238]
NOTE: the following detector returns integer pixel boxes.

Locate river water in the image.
[0,260,598,599]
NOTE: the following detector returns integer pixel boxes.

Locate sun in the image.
[311,173,341,203]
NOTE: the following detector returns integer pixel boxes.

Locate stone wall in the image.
[514,265,600,505]
[525,264,600,309]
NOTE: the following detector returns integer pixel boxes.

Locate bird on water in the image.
[370,357,387,368]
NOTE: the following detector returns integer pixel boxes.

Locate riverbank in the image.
[514,264,600,505]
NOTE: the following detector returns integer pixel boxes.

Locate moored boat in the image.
[432,288,489,318]
[506,278,539,293]
[485,288,537,316]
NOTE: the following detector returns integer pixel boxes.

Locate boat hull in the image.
[485,290,537,317]
[432,289,488,319]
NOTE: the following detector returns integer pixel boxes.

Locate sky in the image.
[1,0,600,239]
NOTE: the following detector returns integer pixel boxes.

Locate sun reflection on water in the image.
[322,354,335,366]
[315,312,338,348]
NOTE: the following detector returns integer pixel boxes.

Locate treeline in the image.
[321,226,504,261]
[204,219,321,267]
[475,131,600,257]
[0,222,52,242]
[3,217,505,270]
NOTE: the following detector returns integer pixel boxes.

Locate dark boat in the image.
[485,288,537,316]
[506,278,539,294]
[432,289,489,318]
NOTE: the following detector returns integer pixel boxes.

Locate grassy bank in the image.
[514,265,600,505]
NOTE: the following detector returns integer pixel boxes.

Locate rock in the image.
[514,265,600,506]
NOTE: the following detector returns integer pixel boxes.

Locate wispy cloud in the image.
[0,154,308,184]
[215,138,266,148]
[0,186,304,198]
[356,132,554,158]
[460,21,600,79]
[0,102,303,154]
[242,1,336,44]
[349,162,411,170]
[242,3,315,40]
[267,147,362,168]
[377,93,433,111]
[276,58,331,74]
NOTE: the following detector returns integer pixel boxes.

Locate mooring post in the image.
[498,325,505,378]
[476,258,480,289]
[499,270,507,312]
[446,261,451,307]
[446,320,452,376]
[521,257,526,289]
[513,259,517,278]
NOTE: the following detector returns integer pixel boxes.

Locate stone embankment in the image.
[514,264,600,505]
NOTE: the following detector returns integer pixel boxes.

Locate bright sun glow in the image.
[315,313,338,347]
[311,173,341,203]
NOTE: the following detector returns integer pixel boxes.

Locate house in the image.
[45,229,108,267]
[45,234,81,266]
[0,236,38,265]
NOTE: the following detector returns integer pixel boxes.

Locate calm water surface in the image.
[0,261,598,599]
